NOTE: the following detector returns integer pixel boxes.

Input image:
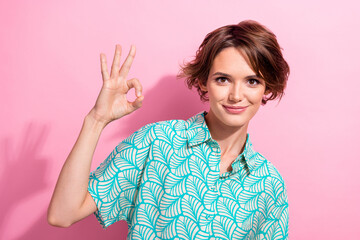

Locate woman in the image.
[48,19,289,239]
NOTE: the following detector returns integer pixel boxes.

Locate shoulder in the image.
[264,154,286,184]
[250,151,287,198]
[120,118,187,148]
[141,118,187,136]
[252,151,286,184]
[154,118,187,131]
[140,118,187,132]
[119,111,206,150]
[254,152,288,202]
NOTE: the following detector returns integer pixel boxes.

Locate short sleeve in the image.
[255,165,289,239]
[88,123,156,228]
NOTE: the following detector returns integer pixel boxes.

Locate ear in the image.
[264,88,271,96]
[198,80,208,92]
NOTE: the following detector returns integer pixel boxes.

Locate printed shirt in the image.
[88,111,289,240]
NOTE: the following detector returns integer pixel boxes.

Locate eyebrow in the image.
[212,72,260,79]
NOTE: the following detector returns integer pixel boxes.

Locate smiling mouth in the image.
[222,105,248,114]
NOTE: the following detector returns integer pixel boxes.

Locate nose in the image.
[228,82,244,102]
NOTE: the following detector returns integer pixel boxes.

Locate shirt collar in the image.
[185,111,258,173]
[185,111,212,146]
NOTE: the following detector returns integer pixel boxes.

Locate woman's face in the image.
[200,47,266,129]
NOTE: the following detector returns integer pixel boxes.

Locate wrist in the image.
[85,110,108,131]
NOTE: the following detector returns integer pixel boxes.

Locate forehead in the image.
[210,47,256,76]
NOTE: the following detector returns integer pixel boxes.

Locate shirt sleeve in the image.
[87,123,156,229]
[255,168,289,239]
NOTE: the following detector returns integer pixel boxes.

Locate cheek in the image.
[247,89,265,103]
[208,85,227,101]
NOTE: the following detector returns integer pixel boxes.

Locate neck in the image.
[204,110,248,156]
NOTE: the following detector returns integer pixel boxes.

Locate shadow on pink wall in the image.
[6,75,207,240]
[111,74,209,139]
[0,122,51,239]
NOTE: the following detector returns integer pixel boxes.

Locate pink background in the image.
[1,0,360,239]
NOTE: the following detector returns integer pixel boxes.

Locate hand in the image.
[88,44,144,126]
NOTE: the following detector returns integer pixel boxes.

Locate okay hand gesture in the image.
[89,44,144,126]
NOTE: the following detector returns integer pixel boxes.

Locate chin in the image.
[215,109,251,128]
[222,117,249,128]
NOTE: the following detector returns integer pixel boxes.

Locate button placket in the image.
[209,140,221,155]
[214,147,220,158]
[210,182,218,192]
[205,213,215,221]
[208,141,221,172]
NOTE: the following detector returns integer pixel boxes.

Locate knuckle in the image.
[122,65,130,71]
[132,78,140,84]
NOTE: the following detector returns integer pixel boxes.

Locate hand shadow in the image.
[110,74,208,139]
[0,122,50,240]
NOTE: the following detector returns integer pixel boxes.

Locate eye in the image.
[248,78,260,86]
[215,77,229,84]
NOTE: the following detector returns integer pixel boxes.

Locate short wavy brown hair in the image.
[178,20,290,105]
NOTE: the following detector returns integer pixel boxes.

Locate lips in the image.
[223,105,247,109]
[222,105,248,114]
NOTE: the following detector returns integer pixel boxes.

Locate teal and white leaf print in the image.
[139,182,163,208]
[132,123,156,148]
[221,181,242,201]
[177,216,199,239]
[88,111,289,239]
[159,193,183,217]
[169,154,190,177]
[101,198,121,221]
[238,189,261,211]
[131,224,157,240]
[212,215,237,240]
[156,214,178,239]
[236,205,255,229]
[151,140,173,165]
[97,176,120,202]
[164,171,188,196]
[144,158,166,182]
[133,203,158,229]
[186,176,208,202]
[182,195,203,223]
[117,168,140,192]
[189,155,209,183]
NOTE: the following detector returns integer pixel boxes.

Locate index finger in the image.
[110,44,122,78]
[118,45,136,79]
[100,53,110,81]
